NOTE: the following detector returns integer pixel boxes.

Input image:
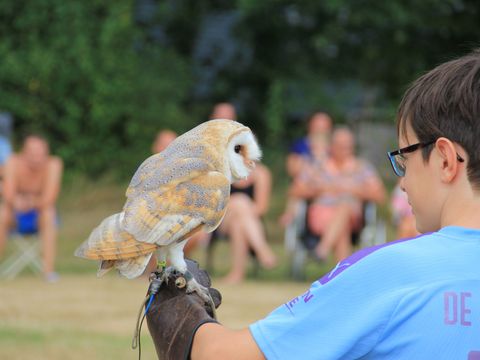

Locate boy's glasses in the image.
[388,140,465,177]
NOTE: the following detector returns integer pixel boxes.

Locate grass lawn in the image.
[0,273,312,359]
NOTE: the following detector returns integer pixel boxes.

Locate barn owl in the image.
[75,119,261,299]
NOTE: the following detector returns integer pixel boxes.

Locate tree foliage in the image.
[0,0,479,176]
[151,0,480,149]
[0,0,191,176]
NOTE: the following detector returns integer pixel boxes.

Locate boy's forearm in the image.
[192,323,265,360]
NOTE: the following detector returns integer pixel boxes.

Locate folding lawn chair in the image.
[0,233,42,279]
[0,210,43,280]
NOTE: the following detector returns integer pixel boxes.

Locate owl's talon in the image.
[186,278,211,303]
[158,269,169,285]
[185,277,217,319]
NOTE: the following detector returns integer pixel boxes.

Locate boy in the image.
[148,50,480,359]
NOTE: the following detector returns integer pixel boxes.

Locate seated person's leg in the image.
[228,195,276,268]
[332,217,353,263]
[240,216,276,269]
[308,203,358,262]
[0,202,13,257]
[218,196,249,283]
[38,206,57,276]
[221,217,249,283]
[219,194,276,283]
[333,203,363,261]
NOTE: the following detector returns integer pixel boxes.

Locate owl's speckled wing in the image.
[126,153,213,197]
[122,156,231,246]
[77,213,157,260]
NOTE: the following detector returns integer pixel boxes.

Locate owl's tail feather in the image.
[97,253,154,279]
[97,260,115,277]
[75,212,157,279]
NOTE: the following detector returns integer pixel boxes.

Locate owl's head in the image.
[226,127,262,181]
[176,119,262,183]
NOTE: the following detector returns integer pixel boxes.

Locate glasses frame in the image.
[388,139,465,177]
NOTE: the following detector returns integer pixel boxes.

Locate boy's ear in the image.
[435,138,461,183]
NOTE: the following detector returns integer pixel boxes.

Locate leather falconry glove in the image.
[146,259,221,360]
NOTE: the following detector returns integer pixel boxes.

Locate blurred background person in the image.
[151,129,177,154]
[286,111,333,178]
[291,127,385,262]
[391,181,418,239]
[0,113,13,195]
[280,111,333,227]
[210,102,237,121]
[0,134,63,282]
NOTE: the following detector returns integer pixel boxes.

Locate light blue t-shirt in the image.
[250,227,480,359]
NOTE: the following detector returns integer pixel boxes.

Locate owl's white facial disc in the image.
[227,129,262,181]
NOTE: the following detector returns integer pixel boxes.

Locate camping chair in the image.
[0,233,42,279]
[0,210,43,280]
[284,200,386,280]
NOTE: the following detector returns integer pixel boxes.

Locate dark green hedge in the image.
[1,0,479,177]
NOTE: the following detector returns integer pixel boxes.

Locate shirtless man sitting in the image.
[0,134,63,281]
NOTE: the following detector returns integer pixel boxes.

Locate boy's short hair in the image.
[397,49,480,189]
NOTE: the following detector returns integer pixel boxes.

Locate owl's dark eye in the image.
[234,145,242,153]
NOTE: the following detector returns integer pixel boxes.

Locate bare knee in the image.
[227,194,255,216]
[38,206,56,229]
